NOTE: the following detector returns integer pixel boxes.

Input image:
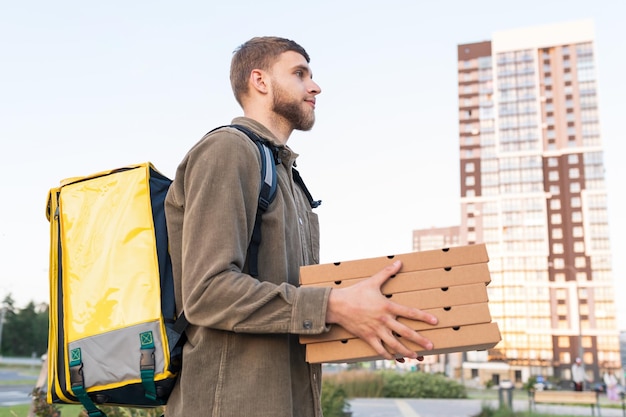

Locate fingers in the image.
[367,332,433,361]
[328,259,439,361]
[364,260,439,360]
[382,327,434,359]
[369,260,403,288]
[390,302,438,326]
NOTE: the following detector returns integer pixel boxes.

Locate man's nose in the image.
[309,80,321,95]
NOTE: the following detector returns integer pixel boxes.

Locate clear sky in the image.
[1,1,625,327]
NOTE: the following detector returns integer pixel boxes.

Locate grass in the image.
[0,404,29,417]
[0,404,82,417]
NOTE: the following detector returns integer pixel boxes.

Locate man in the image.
[572,357,586,391]
[164,36,438,417]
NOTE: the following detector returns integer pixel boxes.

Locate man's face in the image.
[268,51,321,131]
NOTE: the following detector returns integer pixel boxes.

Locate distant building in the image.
[414,20,621,386]
[412,226,460,252]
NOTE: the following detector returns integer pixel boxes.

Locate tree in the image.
[0,294,49,357]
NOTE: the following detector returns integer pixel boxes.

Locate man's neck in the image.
[242,110,291,145]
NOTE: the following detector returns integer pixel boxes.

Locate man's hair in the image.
[230,36,310,106]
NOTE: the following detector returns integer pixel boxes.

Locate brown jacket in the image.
[164,117,331,417]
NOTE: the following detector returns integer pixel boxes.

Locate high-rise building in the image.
[416,20,621,385]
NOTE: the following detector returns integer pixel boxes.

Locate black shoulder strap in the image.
[292,168,322,209]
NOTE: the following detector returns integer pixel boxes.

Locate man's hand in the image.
[325,260,438,360]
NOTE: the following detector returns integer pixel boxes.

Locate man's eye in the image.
[295,70,303,77]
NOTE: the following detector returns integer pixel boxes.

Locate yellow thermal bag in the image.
[45,163,184,415]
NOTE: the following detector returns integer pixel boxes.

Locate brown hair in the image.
[230,36,310,106]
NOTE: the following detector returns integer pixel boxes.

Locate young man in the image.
[164,36,438,417]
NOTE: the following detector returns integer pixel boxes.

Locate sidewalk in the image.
[348,395,626,417]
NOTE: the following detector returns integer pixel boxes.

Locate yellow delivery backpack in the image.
[45,163,185,416]
[44,126,318,416]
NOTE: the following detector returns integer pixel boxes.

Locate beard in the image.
[272,83,315,131]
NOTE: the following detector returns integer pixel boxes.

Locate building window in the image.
[558,336,570,348]
[553,243,564,254]
[574,257,587,268]
[549,185,560,195]
[569,168,580,179]
[573,226,584,238]
[574,241,585,252]
[551,213,562,224]
[549,171,559,181]
[466,162,475,173]
[570,182,581,193]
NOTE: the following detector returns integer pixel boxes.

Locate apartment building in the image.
[415,20,620,385]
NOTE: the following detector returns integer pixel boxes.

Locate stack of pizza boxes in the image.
[299,244,501,363]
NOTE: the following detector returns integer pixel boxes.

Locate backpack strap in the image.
[168,125,279,368]
[229,124,279,278]
[68,348,107,417]
[170,125,320,359]
[292,167,322,209]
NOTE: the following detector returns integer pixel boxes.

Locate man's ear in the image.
[250,69,269,94]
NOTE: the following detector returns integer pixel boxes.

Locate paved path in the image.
[349,397,626,417]
[0,369,37,407]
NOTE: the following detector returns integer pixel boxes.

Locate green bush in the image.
[321,380,350,417]
[324,370,385,397]
[381,371,467,398]
[323,370,467,400]
[31,387,61,417]
[470,403,557,417]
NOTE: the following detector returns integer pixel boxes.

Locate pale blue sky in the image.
[1,1,625,327]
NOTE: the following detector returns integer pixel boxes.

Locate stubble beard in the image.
[272,84,315,132]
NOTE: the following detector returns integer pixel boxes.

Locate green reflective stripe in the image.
[139,331,157,400]
[68,348,107,417]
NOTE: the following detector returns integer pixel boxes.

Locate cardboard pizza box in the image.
[305,322,501,364]
[300,302,492,344]
[300,244,488,285]
[301,262,491,294]
[378,282,489,310]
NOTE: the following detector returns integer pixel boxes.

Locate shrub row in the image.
[323,370,467,399]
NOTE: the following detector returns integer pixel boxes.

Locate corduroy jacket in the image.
[164,117,331,417]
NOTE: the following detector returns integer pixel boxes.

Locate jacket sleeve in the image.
[168,128,330,335]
